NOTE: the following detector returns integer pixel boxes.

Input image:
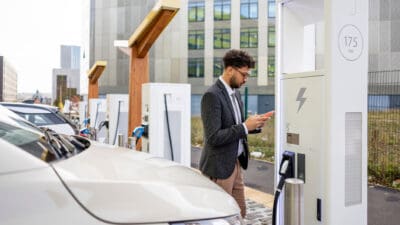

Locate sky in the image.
[0,0,83,94]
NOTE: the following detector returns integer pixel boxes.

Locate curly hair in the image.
[223,49,255,69]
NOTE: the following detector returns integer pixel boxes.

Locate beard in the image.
[229,76,241,89]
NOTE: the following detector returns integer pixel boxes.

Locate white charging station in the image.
[107,94,129,146]
[141,83,191,167]
[89,98,107,143]
[275,0,368,225]
[78,101,88,128]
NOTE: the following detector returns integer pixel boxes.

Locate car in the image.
[0,105,243,225]
[0,102,79,135]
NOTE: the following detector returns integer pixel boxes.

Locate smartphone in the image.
[261,110,275,120]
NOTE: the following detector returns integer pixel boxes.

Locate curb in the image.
[245,186,274,209]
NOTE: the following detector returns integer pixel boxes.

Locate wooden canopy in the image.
[87,61,107,99]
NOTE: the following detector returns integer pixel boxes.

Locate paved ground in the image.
[244,199,272,225]
[191,147,400,225]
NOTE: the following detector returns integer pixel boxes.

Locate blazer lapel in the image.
[234,91,244,123]
[216,80,237,124]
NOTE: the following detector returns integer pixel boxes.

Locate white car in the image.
[0,105,243,225]
[0,102,78,135]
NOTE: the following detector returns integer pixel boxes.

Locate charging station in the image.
[107,94,129,146]
[89,98,107,143]
[78,101,87,129]
[141,83,191,167]
[275,0,368,225]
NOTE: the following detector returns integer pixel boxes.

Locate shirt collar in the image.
[219,76,235,96]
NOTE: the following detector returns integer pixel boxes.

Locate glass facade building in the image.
[188,0,276,115]
[86,0,400,115]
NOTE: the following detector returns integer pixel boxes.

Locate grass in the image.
[368,110,400,189]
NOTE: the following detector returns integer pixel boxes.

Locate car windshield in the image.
[0,120,54,161]
[0,115,89,162]
[16,112,65,126]
[55,110,78,129]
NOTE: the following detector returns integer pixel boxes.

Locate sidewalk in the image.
[191,147,274,224]
[244,187,273,225]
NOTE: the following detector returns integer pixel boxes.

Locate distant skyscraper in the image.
[52,45,81,104]
[0,56,18,102]
[61,45,81,69]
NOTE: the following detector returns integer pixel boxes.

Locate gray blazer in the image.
[199,79,249,179]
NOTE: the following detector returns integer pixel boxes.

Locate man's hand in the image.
[261,110,275,120]
[244,114,267,131]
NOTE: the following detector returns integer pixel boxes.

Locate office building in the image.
[0,56,18,102]
[368,0,400,109]
[188,0,276,115]
[88,0,398,114]
[89,0,274,115]
[88,0,187,95]
[52,45,81,104]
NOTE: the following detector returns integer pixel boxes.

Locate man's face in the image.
[229,66,250,89]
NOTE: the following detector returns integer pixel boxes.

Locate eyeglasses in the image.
[233,67,250,78]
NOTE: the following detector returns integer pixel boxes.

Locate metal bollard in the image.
[117,133,124,147]
[128,137,136,150]
[284,178,304,225]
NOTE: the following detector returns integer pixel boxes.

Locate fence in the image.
[368,70,400,188]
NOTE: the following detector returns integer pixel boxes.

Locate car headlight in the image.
[170,214,244,225]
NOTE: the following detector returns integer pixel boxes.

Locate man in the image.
[199,49,270,218]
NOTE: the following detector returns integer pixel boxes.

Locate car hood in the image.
[52,143,239,224]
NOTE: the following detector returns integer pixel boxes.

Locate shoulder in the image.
[207,80,224,94]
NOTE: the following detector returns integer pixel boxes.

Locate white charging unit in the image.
[107,94,129,146]
[275,0,368,224]
[89,98,107,143]
[141,83,191,167]
[78,101,88,128]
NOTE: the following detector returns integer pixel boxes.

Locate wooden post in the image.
[128,47,149,149]
[87,61,107,115]
[127,0,180,150]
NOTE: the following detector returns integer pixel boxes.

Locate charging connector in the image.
[272,151,296,225]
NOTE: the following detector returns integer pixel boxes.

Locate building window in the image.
[240,28,258,48]
[268,0,276,18]
[214,57,223,77]
[268,55,275,77]
[188,2,205,22]
[250,60,258,77]
[240,0,258,19]
[188,30,205,49]
[214,0,231,21]
[214,29,231,49]
[268,26,275,47]
[188,58,204,78]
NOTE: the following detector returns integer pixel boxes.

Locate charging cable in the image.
[164,94,174,161]
[112,101,122,145]
[93,102,100,141]
[272,159,291,225]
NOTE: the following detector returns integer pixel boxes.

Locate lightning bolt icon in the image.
[296,87,307,113]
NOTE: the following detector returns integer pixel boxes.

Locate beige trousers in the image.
[210,160,246,218]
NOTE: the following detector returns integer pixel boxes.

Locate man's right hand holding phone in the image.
[260,110,275,121]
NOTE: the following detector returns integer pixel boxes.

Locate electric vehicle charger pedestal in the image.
[141,83,190,167]
[275,0,368,225]
[107,94,129,146]
[284,178,304,225]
